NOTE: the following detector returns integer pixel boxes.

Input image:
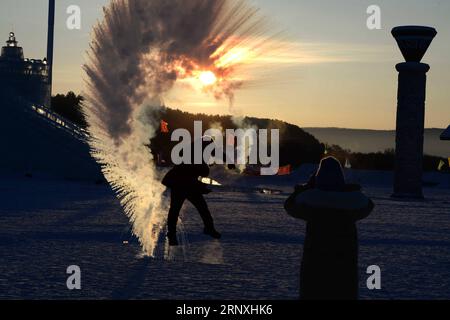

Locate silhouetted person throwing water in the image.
[162,137,222,246]
[285,157,374,300]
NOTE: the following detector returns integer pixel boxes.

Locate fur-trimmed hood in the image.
[285,187,374,222]
[295,189,370,211]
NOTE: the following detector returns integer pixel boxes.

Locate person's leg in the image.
[187,192,221,239]
[167,188,186,239]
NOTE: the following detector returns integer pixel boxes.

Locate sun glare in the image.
[214,47,250,68]
[199,71,217,86]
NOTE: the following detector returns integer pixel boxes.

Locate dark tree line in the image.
[150,107,325,168]
[50,93,447,172]
[51,92,87,128]
[326,144,447,172]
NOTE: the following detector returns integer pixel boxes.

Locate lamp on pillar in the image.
[391,26,437,199]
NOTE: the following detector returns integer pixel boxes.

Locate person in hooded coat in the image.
[162,137,223,246]
[284,156,374,300]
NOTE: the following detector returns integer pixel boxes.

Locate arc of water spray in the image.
[83,0,273,256]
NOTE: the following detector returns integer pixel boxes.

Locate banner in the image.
[277,165,292,176]
[161,120,169,133]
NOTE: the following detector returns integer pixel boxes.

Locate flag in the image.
[278,165,292,176]
[438,160,446,171]
[160,120,169,133]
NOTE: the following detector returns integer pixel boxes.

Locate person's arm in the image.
[284,172,317,220]
[285,186,375,222]
[285,200,374,222]
[347,199,375,221]
[284,184,315,221]
[285,200,317,221]
[198,164,210,177]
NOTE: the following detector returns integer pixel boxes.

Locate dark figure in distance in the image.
[162,137,224,246]
[285,157,374,300]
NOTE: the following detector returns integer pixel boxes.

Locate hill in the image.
[49,93,447,172]
[151,108,324,167]
[304,128,449,158]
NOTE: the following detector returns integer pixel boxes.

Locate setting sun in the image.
[198,71,217,86]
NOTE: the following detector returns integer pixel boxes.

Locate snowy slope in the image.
[0,168,449,300]
[0,94,102,181]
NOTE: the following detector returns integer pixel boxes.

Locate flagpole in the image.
[46,0,56,108]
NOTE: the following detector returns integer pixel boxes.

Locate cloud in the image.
[250,40,393,65]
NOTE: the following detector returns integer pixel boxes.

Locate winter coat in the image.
[285,184,374,300]
[162,163,210,193]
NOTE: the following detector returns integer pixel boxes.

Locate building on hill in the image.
[0,31,102,181]
[0,32,49,106]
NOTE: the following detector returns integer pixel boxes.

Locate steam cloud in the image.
[83,0,270,256]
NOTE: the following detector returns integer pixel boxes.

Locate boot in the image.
[167,232,179,246]
[204,227,222,240]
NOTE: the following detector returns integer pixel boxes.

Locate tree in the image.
[51,92,87,128]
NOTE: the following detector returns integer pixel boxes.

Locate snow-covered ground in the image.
[0,168,449,300]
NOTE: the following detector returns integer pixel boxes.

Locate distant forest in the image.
[305,127,449,158]
[325,145,448,172]
[151,108,324,167]
[51,92,448,172]
[51,92,87,129]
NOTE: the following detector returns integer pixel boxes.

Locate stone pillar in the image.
[391,26,437,199]
[393,62,429,198]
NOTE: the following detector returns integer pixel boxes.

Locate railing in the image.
[28,104,89,142]
[1,90,89,143]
